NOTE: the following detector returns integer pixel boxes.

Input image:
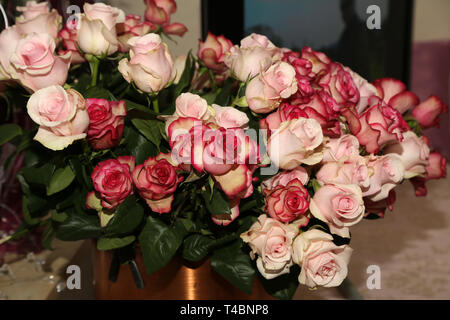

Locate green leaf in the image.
[22,196,40,226]
[0,124,22,145]
[124,99,157,116]
[182,234,215,262]
[124,126,158,164]
[214,77,235,106]
[55,209,101,241]
[97,235,136,251]
[138,216,183,274]
[83,86,113,99]
[258,264,300,300]
[51,210,68,223]
[42,222,55,250]
[46,166,76,196]
[201,185,231,216]
[103,196,144,237]
[311,179,322,193]
[21,163,55,186]
[131,118,163,149]
[210,240,255,294]
[174,52,195,98]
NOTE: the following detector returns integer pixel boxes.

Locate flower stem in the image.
[90,56,100,87]
[153,98,160,113]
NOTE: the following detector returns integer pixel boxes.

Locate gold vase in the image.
[92,246,274,300]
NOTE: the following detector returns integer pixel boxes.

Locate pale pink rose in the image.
[77,3,125,56]
[262,166,309,191]
[322,134,360,163]
[26,85,89,150]
[119,33,175,93]
[373,78,420,114]
[345,67,379,114]
[246,61,298,113]
[309,184,365,238]
[15,2,61,40]
[410,95,448,129]
[241,214,299,279]
[362,154,405,201]
[319,63,359,108]
[9,33,71,92]
[267,118,324,169]
[198,32,233,73]
[292,229,353,288]
[316,157,370,188]
[175,93,211,120]
[212,104,249,129]
[0,26,22,80]
[384,131,430,179]
[224,33,282,82]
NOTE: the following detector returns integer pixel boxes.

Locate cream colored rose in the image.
[292,229,353,288]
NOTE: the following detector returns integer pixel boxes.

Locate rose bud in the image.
[16,1,62,41]
[224,33,282,82]
[316,156,370,189]
[26,85,89,150]
[345,67,379,114]
[58,26,85,64]
[198,33,233,73]
[262,166,309,191]
[119,33,175,94]
[241,214,299,279]
[292,229,353,288]
[264,179,310,223]
[410,95,448,129]
[246,61,298,114]
[310,184,365,238]
[77,3,125,56]
[322,134,360,163]
[410,152,447,197]
[300,47,331,79]
[212,104,249,129]
[86,99,127,150]
[267,118,324,170]
[144,0,187,36]
[132,153,184,214]
[117,14,156,52]
[9,33,71,92]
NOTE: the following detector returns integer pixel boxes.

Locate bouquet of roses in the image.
[0,0,447,299]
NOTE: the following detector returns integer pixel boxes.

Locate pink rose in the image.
[310,184,365,237]
[264,179,310,223]
[343,96,409,154]
[322,134,360,163]
[211,199,240,226]
[362,154,405,201]
[58,25,85,64]
[88,156,135,210]
[300,47,331,79]
[117,14,156,52]
[346,67,379,114]
[224,33,282,82]
[246,61,298,113]
[77,3,125,56]
[259,102,308,132]
[86,99,127,150]
[119,33,175,93]
[26,85,89,150]
[0,26,22,80]
[316,157,370,189]
[15,2,61,40]
[144,0,187,36]
[384,131,430,179]
[262,166,309,191]
[132,153,184,214]
[319,63,359,108]
[240,214,299,279]
[410,95,448,129]
[410,152,447,197]
[292,229,353,288]
[198,33,233,73]
[267,118,324,169]
[373,78,419,114]
[9,33,71,92]
[282,50,315,80]
[212,104,249,129]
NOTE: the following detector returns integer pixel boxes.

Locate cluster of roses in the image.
[194,32,448,287]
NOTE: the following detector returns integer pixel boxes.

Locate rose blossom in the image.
[144,0,187,36]
[119,33,175,93]
[300,47,331,79]
[224,33,282,82]
[198,33,233,73]
[132,153,184,214]
[362,154,405,201]
[346,67,379,114]
[373,78,420,114]
[86,99,127,150]
[240,214,299,279]
[212,104,249,129]
[322,134,360,163]
[9,32,71,92]
[246,61,298,113]
[117,14,156,52]
[384,131,430,179]
[267,118,324,170]
[88,156,135,210]
[16,1,61,41]
[309,184,365,238]
[410,152,447,197]
[410,95,448,129]
[316,157,370,189]
[264,179,310,223]
[58,25,85,64]
[262,166,309,191]
[77,3,125,56]
[292,229,353,288]
[26,85,89,150]
[0,26,22,80]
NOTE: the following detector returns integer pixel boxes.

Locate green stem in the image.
[152,98,159,113]
[90,56,100,87]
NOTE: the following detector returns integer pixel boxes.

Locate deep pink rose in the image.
[132,153,183,214]
[410,151,447,197]
[198,32,233,73]
[301,47,331,79]
[262,167,309,191]
[86,99,127,150]
[410,95,448,129]
[319,63,359,108]
[58,25,85,64]
[373,78,419,114]
[90,156,135,210]
[144,0,187,36]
